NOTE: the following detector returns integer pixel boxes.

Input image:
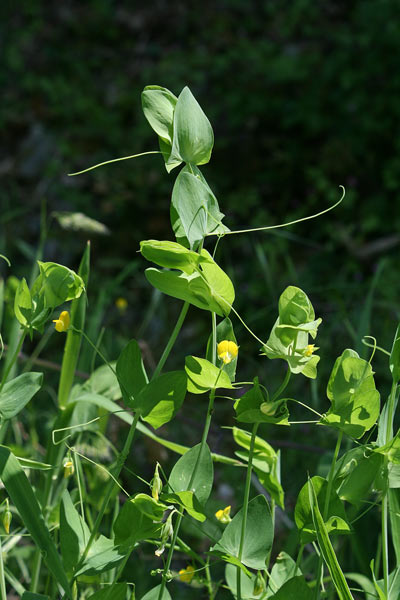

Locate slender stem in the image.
[236,422,259,600]
[205,559,214,600]
[0,331,26,393]
[152,302,189,381]
[271,368,291,402]
[74,411,140,574]
[381,380,397,596]
[314,430,343,600]
[0,534,7,600]
[157,312,218,600]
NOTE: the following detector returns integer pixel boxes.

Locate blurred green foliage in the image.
[1,2,400,595]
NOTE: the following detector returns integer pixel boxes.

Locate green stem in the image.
[157,312,218,600]
[74,411,140,572]
[0,534,7,600]
[314,430,343,600]
[236,422,259,600]
[271,368,291,402]
[152,302,189,381]
[381,380,397,596]
[0,331,26,394]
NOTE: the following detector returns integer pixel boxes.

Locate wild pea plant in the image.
[0,84,399,600]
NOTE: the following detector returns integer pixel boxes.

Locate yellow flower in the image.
[217,340,238,365]
[63,459,74,478]
[178,565,195,583]
[53,310,70,332]
[215,505,232,524]
[115,297,128,312]
[303,344,316,357]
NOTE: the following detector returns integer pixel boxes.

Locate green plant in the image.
[0,84,399,600]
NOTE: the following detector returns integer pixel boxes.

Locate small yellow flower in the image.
[53,310,70,332]
[215,505,232,524]
[115,297,128,313]
[303,344,316,357]
[217,340,238,365]
[178,565,195,583]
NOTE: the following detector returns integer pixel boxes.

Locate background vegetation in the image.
[2,2,400,597]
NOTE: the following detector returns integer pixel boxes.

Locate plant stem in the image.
[75,410,140,572]
[271,367,291,402]
[236,422,259,600]
[157,311,218,600]
[0,534,7,600]
[0,331,26,394]
[152,302,189,381]
[314,429,343,600]
[381,380,397,596]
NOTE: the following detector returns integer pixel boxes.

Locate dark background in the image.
[1,1,400,596]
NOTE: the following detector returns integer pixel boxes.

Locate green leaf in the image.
[390,323,400,383]
[267,552,302,596]
[32,261,85,307]
[0,446,71,597]
[60,490,90,573]
[167,86,213,169]
[268,576,313,600]
[171,165,229,248]
[75,535,125,576]
[133,371,186,429]
[211,495,273,569]
[389,489,400,565]
[374,430,400,464]
[320,349,380,438]
[87,583,128,600]
[307,479,354,600]
[141,85,177,145]
[206,317,238,381]
[140,239,203,273]
[131,493,167,521]
[224,563,260,599]
[141,585,172,600]
[279,286,315,327]
[333,446,383,505]
[185,356,233,394]
[113,497,162,549]
[198,248,235,315]
[295,476,350,544]
[0,372,43,419]
[14,278,32,328]
[234,378,289,425]
[168,442,213,505]
[116,339,148,407]
[162,491,206,522]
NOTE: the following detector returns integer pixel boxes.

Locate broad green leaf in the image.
[307,479,354,600]
[211,495,273,570]
[80,362,120,401]
[344,573,376,600]
[295,476,350,544]
[171,165,229,248]
[198,248,235,315]
[133,371,186,429]
[167,86,213,169]
[131,493,167,521]
[268,576,313,600]
[141,85,177,144]
[141,585,172,600]
[32,261,84,307]
[279,286,315,327]
[375,430,400,464]
[206,316,238,381]
[390,323,400,383]
[60,490,90,573]
[162,490,206,521]
[0,372,43,419]
[225,563,260,599]
[0,446,71,597]
[320,349,380,438]
[116,339,148,407]
[234,378,289,425]
[75,535,125,576]
[140,239,203,273]
[185,356,233,394]
[14,278,32,328]
[113,497,162,549]
[168,442,213,505]
[333,446,383,505]
[87,583,128,600]
[267,552,302,596]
